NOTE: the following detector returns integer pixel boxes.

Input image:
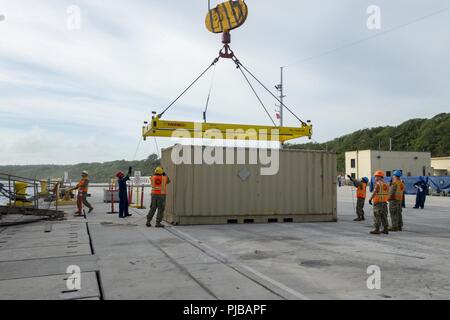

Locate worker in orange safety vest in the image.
[368,170,389,235]
[71,170,94,216]
[389,170,405,231]
[347,175,369,221]
[146,167,170,228]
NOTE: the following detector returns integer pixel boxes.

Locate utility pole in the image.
[389,138,392,151]
[275,67,286,127]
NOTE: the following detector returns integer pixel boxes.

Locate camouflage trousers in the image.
[373,202,389,230]
[147,195,166,224]
[389,200,403,228]
[356,198,365,218]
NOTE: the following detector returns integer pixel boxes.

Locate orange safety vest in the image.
[391,180,405,201]
[77,178,89,193]
[151,175,168,195]
[357,182,367,199]
[373,181,389,204]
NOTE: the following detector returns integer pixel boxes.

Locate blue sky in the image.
[0,0,449,165]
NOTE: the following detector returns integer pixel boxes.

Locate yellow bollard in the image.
[39,180,49,197]
[14,181,32,207]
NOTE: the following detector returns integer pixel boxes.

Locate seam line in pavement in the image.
[136,226,219,300]
[167,226,309,300]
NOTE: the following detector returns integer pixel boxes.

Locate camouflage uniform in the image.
[147,195,166,224]
[351,179,367,220]
[389,180,404,230]
[389,200,402,229]
[356,197,365,219]
[370,181,389,234]
[146,175,170,226]
[374,202,389,230]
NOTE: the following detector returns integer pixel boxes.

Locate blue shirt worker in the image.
[116,166,133,218]
[413,177,428,209]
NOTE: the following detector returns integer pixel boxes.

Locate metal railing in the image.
[0,172,63,214]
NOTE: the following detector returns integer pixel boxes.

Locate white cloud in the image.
[0,0,449,164]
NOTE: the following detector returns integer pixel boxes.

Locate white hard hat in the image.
[82,170,89,175]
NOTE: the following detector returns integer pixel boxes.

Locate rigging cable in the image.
[234,57,307,125]
[132,135,143,161]
[159,57,219,118]
[233,58,276,126]
[203,63,217,123]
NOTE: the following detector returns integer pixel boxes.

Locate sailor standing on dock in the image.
[116,167,133,218]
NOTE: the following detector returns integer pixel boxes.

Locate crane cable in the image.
[234,60,277,126]
[203,63,217,123]
[234,57,307,125]
[157,51,306,127]
[159,57,219,118]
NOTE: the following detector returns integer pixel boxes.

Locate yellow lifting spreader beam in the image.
[143,116,313,143]
[142,2,314,144]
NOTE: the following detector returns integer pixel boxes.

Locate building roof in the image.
[431,156,450,160]
[346,150,431,154]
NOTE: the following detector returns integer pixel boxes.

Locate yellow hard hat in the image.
[154,167,164,175]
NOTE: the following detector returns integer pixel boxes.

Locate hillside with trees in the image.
[0,154,160,183]
[1,114,449,180]
[286,113,450,172]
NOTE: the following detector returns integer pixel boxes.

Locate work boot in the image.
[361,216,365,221]
[370,229,381,235]
[398,226,402,231]
[88,208,94,213]
[146,222,151,227]
[389,227,399,232]
[353,217,361,221]
[155,223,165,228]
[382,228,389,234]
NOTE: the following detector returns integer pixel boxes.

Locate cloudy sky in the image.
[0,0,449,165]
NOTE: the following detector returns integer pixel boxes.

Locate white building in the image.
[431,156,450,176]
[345,150,431,179]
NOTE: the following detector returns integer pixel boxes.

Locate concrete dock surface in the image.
[1,186,449,300]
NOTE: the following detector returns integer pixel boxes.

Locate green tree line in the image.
[1,114,449,180]
[286,113,450,172]
[0,154,160,183]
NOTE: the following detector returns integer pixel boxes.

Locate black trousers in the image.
[118,193,129,217]
[414,192,426,208]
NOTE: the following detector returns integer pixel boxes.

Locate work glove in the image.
[368,200,373,206]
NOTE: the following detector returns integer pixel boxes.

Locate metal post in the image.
[55,182,59,212]
[280,66,284,127]
[8,175,11,208]
[34,179,38,209]
[275,67,286,128]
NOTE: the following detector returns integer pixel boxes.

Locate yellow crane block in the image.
[205,0,248,34]
[143,116,312,143]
